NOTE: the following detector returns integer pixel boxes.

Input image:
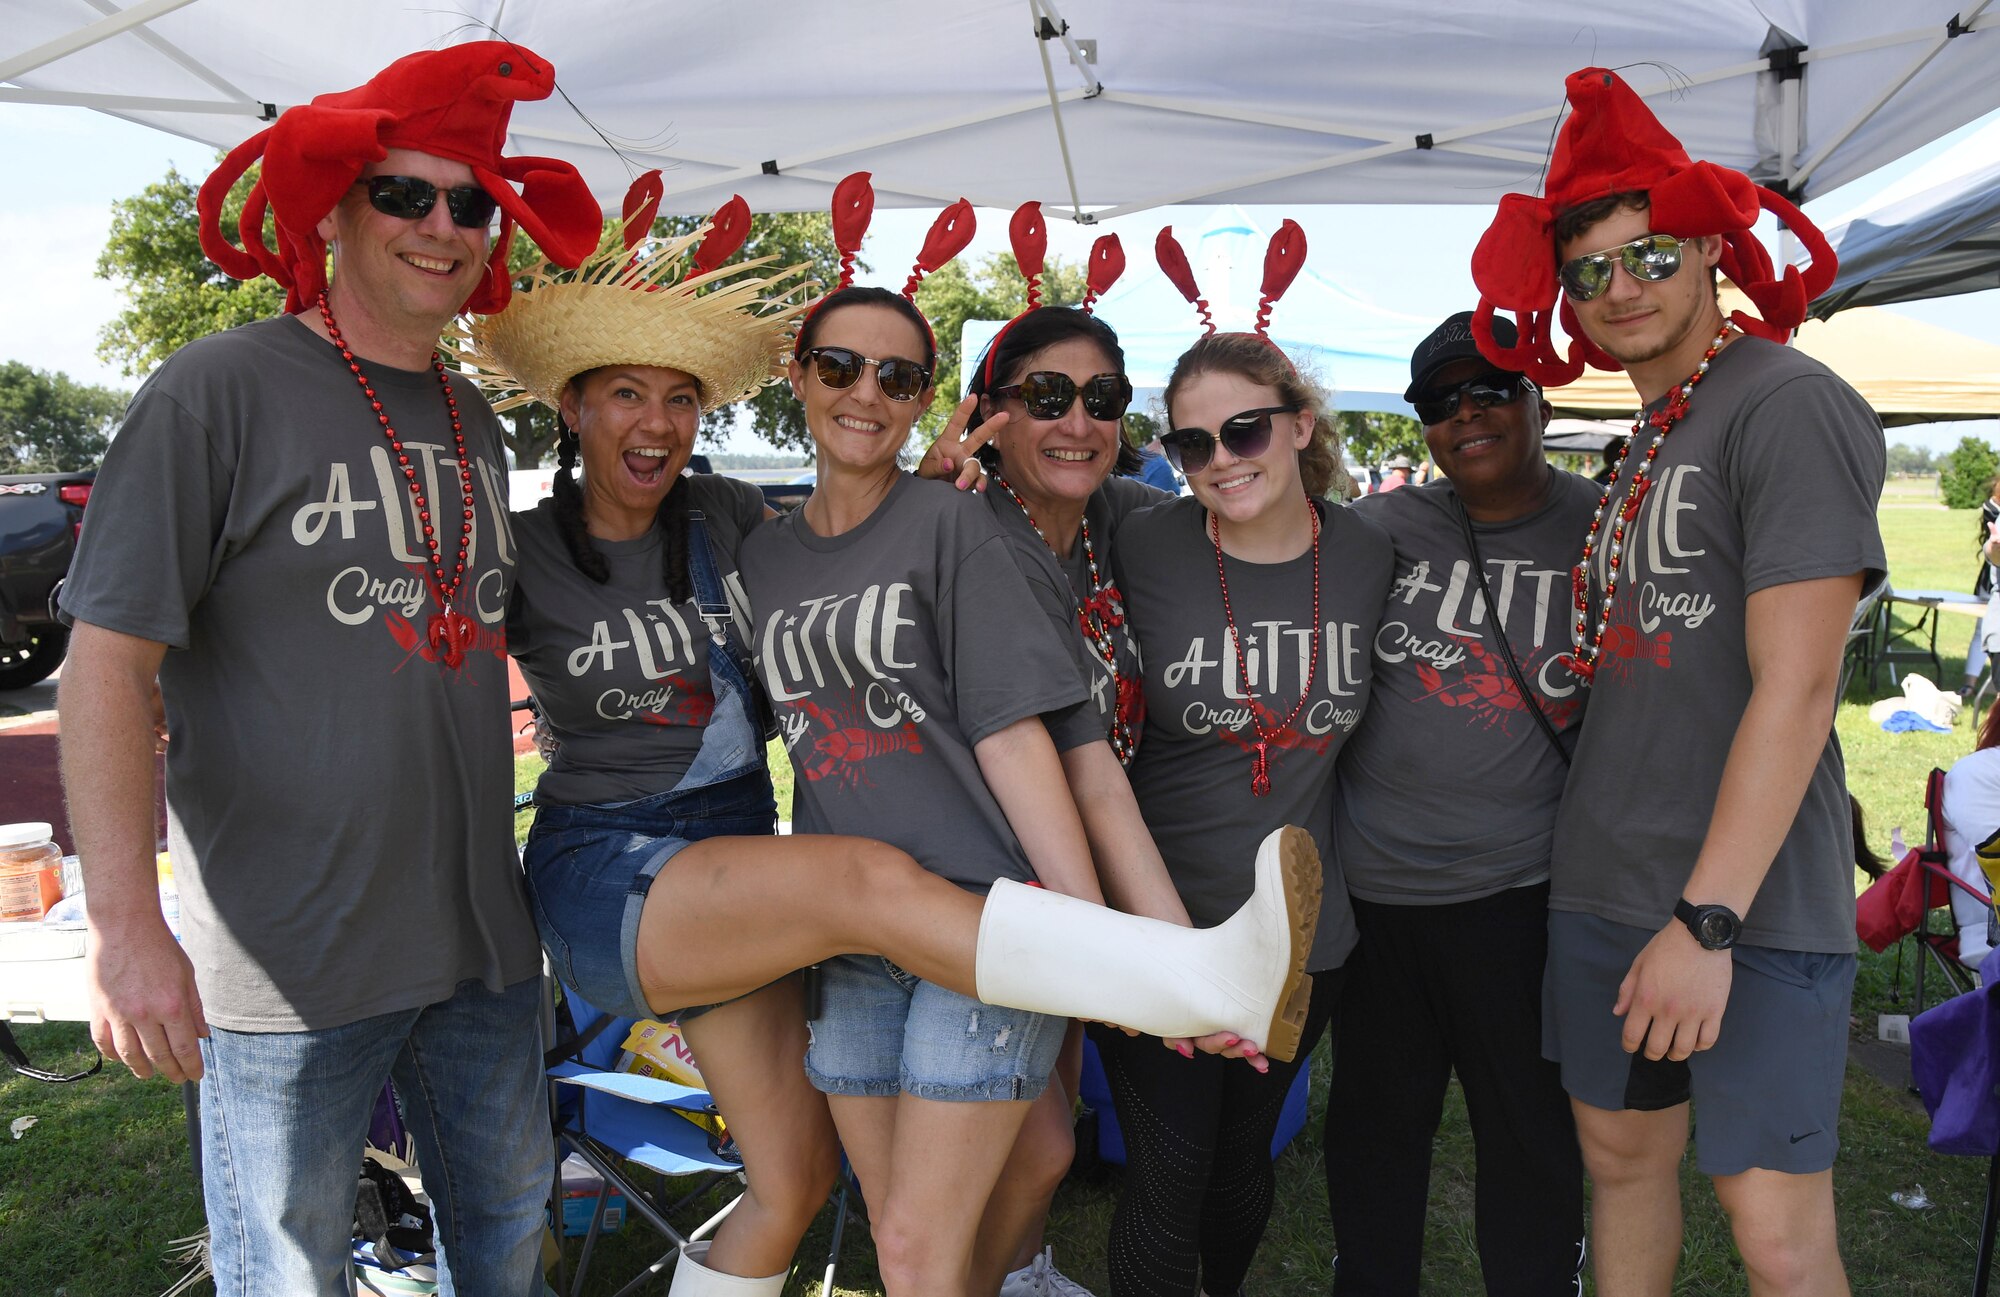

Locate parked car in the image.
[0,470,92,689]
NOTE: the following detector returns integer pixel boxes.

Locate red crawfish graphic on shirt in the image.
[1584,460,1716,685]
[1153,616,1372,756]
[1378,548,1585,734]
[287,439,516,676]
[756,582,931,791]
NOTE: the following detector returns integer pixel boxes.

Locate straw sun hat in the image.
[458,192,814,416]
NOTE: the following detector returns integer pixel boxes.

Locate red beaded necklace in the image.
[994,470,1136,765]
[1563,322,1734,682]
[1210,500,1321,797]
[316,292,478,669]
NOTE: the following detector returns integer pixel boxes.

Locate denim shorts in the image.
[804,953,1064,1102]
[522,767,775,1021]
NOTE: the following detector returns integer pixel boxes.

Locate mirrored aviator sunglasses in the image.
[804,346,932,402]
[1160,404,1297,474]
[994,371,1134,421]
[359,175,500,229]
[1558,233,1689,302]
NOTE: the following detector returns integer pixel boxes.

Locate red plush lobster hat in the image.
[1469,66,1837,387]
[974,202,1127,386]
[196,41,602,316]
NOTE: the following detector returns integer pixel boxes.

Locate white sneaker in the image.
[998,1247,1097,1297]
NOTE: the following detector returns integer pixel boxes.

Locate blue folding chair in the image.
[544,985,850,1297]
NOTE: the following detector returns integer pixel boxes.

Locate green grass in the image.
[9,486,2000,1294]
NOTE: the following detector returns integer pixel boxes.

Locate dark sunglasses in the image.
[1558,233,1693,302]
[1160,404,1299,474]
[992,371,1134,422]
[1412,373,1532,426]
[355,175,500,229]
[802,346,932,402]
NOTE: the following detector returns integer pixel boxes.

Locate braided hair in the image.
[550,372,695,606]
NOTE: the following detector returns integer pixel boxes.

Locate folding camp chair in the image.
[1840,573,1889,700]
[1858,769,1992,1025]
[543,985,851,1297]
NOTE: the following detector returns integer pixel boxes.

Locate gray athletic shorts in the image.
[1542,910,1854,1176]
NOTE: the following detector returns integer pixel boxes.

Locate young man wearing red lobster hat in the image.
[1470,68,1884,1295]
[57,43,600,1295]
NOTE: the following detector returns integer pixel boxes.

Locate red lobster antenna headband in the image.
[1469,66,1838,386]
[196,41,602,316]
[1156,219,1308,351]
[977,202,1128,386]
[798,171,974,356]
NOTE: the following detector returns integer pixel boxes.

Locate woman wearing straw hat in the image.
[466,187,1323,1296]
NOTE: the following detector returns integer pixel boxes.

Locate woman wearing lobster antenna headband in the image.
[467,176,1320,1297]
[736,175,1321,1297]
[941,206,1265,1297]
[1094,224,1393,1297]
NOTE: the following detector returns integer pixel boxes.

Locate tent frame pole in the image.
[0,0,200,84]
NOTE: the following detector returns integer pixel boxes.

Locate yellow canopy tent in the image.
[1547,293,2000,428]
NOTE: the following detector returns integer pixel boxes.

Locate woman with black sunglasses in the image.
[1082,228,1394,1297]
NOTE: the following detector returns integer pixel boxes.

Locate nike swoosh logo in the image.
[1789,1130,1821,1144]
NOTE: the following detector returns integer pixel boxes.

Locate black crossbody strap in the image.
[0,1020,103,1084]
[1452,495,1570,767]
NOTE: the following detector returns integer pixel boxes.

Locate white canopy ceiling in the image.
[4,1,1998,220]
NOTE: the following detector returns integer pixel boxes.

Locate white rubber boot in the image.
[666,1239,787,1295]
[975,825,1321,1061]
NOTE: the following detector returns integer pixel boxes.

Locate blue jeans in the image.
[198,976,551,1296]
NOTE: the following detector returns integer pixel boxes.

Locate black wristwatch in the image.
[1674,899,1742,951]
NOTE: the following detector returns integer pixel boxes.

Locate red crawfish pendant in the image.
[428,608,475,670]
[1251,740,1272,797]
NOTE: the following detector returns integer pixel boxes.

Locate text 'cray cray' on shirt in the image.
[1551,336,1886,953]
[1114,495,1394,970]
[61,315,535,1031]
[737,475,1086,894]
[1339,470,1601,904]
[508,475,765,805]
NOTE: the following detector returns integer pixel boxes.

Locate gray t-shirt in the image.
[738,474,1087,893]
[1114,496,1395,970]
[508,475,765,805]
[1339,471,1600,904]
[60,315,536,1031]
[985,476,1164,753]
[1551,336,1887,952]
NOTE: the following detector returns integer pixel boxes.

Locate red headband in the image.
[1470,66,1837,386]
[1156,219,1307,354]
[196,41,601,317]
[977,202,1127,387]
[800,171,974,355]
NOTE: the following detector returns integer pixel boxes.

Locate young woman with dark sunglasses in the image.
[1098,330,1395,1297]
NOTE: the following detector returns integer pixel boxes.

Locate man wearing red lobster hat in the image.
[57,43,600,1295]
[1470,68,1884,1295]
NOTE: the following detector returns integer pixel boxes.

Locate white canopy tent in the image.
[1808,114,2000,317]
[4,1,1998,219]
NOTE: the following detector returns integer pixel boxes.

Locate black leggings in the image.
[1326,885,1583,1296]
[1089,969,1342,1297]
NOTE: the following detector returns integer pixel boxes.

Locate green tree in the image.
[913,252,1088,436]
[1335,410,1425,471]
[1885,442,1937,477]
[95,160,285,378]
[1940,436,1999,509]
[0,362,129,473]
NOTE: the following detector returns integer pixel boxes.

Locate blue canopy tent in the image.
[1809,117,2000,318]
[963,206,1434,420]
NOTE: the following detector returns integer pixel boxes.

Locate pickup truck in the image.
[0,470,92,690]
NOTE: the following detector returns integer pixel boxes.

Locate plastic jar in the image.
[0,823,63,922]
